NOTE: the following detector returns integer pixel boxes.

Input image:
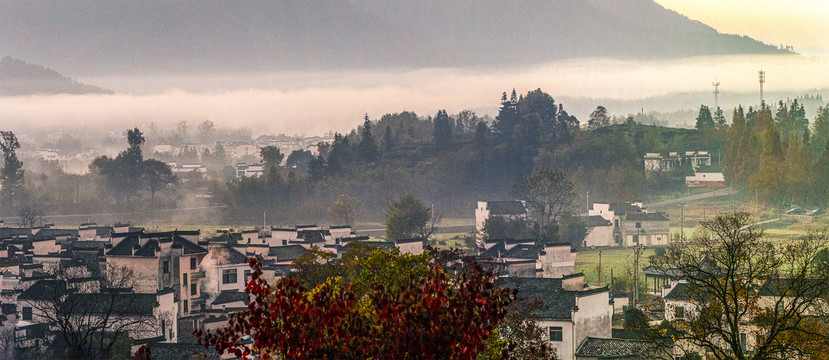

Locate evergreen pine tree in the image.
[695,105,715,130]
[432,109,452,149]
[358,114,379,162]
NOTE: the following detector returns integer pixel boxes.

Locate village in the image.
[0,180,746,360]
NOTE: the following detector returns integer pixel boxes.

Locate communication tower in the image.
[759,70,766,105]
[712,79,720,109]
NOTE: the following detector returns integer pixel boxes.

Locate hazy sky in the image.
[4,54,828,137]
[655,0,829,51]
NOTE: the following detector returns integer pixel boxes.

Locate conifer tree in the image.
[358,114,378,162]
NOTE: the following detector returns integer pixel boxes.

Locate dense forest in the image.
[216,88,723,222]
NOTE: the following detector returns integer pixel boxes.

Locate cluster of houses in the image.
[644,150,726,187]
[473,200,677,359]
[476,200,671,250]
[0,220,431,359]
[0,196,680,360]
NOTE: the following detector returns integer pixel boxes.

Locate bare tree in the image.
[646,212,829,359]
[17,202,44,228]
[18,263,168,359]
[511,168,576,241]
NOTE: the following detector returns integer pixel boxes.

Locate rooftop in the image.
[485,201,527,216]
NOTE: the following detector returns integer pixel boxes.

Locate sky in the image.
[655,0,829,52]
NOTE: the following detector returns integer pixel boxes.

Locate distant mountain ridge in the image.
[0,0,791,75]
[0,57,111,95]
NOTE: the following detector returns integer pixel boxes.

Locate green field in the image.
[575,247,656,287]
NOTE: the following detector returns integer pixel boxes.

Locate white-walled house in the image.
[621,212,670,247]
[538,243,577,278]
[395,238,426,255]
[581,216,614,248]
[685,172,726,187]
[201,244,250,301]
[503,277,613,360]
[478,240,576,278]
[588,203,669,248]
[105,231,208,316]
[475,201,527,244]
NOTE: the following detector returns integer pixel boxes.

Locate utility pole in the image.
[680,202,684,240]
[610,268,614,293]
[263,211,267,230]
[712,79,720,109]
[759,70,766,105]
[633,245,642,308]
[598,250,602,285]
[586,191,590,213]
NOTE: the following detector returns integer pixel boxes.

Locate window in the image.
[190,257,197,270]
[245,270,252,283]
[614,219,619,228]
[191,283,197,296]
[222,269,238,284]
[548,326,563,342]
[282,240,288,246]
[635,222,641,229]
[183,300,189,313]
[161,320,166,338]
[632,235,639,243]
[182,273,188,288]
[162,260,170,274]
[675,306,685,319]
[22,307,32,321]
[741,333,747,349]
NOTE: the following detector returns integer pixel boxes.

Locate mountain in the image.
[0,56,111,95]
[0,0,791,76]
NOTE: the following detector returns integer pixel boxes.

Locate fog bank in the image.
[2,55,828,136]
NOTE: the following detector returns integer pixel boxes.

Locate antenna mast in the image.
[712,79,720,109]
[758,70,766,105]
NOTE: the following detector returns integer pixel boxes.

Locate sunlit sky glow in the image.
[655,0,829,51]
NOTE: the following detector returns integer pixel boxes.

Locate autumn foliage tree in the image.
[195,252,516,359]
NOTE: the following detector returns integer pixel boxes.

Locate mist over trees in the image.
[7,89,826,226]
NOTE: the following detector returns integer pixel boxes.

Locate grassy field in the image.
[575,247,656,287]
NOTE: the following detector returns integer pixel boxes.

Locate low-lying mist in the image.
[2,54,828,136]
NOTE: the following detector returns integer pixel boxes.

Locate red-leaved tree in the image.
[195,255,515,360]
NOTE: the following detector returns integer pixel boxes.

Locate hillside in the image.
[0,56,111,95]
[0,0,791,75]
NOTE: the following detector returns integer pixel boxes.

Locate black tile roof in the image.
[268,245,308,262]
[499,278,574,320]
[0,228,29,238]
[582,215,613,227]
[396,237,425,244]
[212,290,250,306]
[625,212,669,221]
[33,228,79,239]
[502,244,540,260]
[486,201,527,215]
[148,343,221,360]
[107,232,207,257]
[663,282,691,301]
[210,245,249,265]
[575,337,657,359]
[66,292,157,316]
[296,230,329,243]
[209,232,243,244]
[608,203,642,215]
[18,279,65,301]
[757,278,808,297]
